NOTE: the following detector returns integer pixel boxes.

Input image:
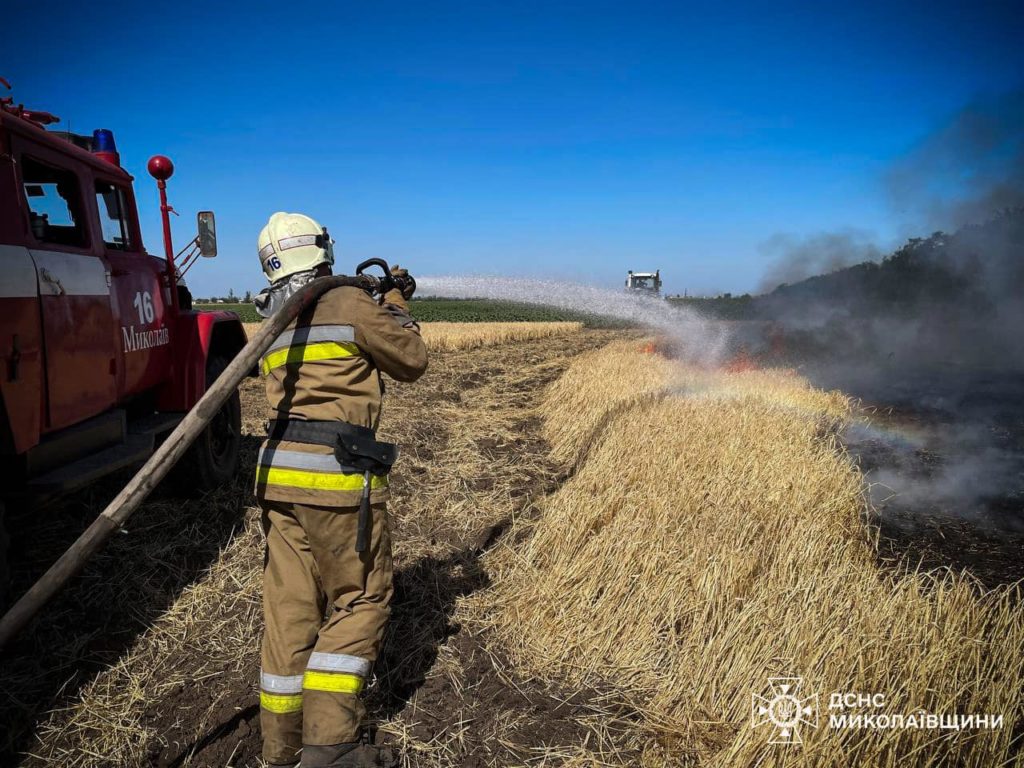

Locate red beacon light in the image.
[91,128,120,166]
[147,153,180,311]
[147,154,174,181]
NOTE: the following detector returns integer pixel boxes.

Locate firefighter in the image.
[252,212,427,768]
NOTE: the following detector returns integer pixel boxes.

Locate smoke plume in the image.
[886,89,1024,231]
[757,229,883,293]
[753,88,1024,536]
[758,89,1024,291]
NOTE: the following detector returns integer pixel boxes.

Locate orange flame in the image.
[725,347,759,372]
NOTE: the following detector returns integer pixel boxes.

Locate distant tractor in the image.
[0,84,249,600]
[626,269,662,296]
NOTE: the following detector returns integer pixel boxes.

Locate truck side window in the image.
[95,181,134,250]
[21,156,88,248]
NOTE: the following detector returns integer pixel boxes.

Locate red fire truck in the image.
[0,85,248,596]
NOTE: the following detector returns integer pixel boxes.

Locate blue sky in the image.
[6,1,1023,296]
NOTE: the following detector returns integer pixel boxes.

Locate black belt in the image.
[267,419,399,475]
[267,418,399,553]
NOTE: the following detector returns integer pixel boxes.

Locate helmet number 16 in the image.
[267,256,282,271]
[133,291,155,325]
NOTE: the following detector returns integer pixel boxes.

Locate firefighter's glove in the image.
[389,265,417,301]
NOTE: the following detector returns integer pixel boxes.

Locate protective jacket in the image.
[255,286,428,507]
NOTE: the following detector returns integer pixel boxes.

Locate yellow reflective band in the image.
[256,466,388,492]
[260,690,303,714]
[261,341,361,376]
[303,670,364,694]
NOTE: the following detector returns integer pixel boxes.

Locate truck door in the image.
[0,243,44,454]
[18,150,118,432]
[95,178,173,399]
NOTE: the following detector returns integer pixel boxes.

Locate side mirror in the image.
[197,211,217,257]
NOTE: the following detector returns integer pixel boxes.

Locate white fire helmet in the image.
[257,212,335,283]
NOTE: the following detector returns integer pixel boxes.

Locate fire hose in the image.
[0,260,407,650]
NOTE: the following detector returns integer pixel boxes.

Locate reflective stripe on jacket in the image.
[257,443,388,495]
[255,286,427,507]
[260,324,361,376]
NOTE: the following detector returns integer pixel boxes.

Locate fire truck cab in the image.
[0,90,248,595]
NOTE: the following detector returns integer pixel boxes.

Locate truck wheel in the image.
[0,501,9,605]
[179,356,241,494]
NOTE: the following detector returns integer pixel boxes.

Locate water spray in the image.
[416,275,735,366]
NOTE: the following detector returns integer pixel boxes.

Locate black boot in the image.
[300,731,397,768]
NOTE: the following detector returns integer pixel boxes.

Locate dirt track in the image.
[2,328,627,767]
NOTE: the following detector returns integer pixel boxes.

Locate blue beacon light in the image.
[91,128,120,166]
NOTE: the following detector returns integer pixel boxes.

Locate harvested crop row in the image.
[241,320,582,352]
[419,321,583,351]
[483,340,1024,767]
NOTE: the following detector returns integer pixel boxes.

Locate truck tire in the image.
[178,356,241,494]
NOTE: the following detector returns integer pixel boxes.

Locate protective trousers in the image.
[259,500,393,766]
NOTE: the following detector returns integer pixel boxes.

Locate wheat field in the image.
[480,340,1024,767]
[11,334,1022,766]
[418,321,583,351]
[242,321,583,352]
